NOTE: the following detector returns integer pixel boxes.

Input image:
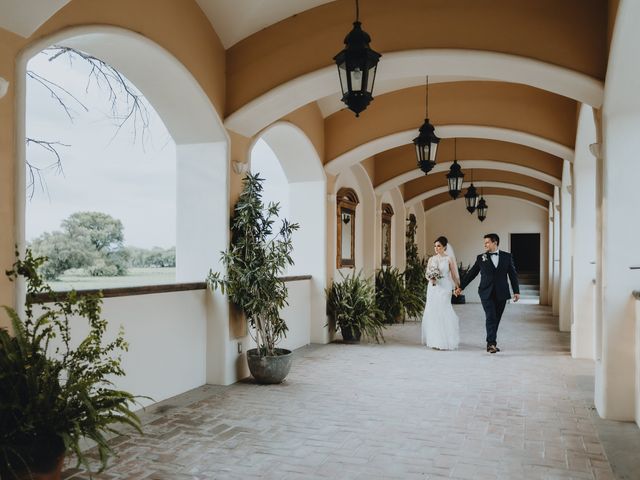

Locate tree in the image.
[62,212,125,252]
[29,211,129,279]
[28,231,93,280]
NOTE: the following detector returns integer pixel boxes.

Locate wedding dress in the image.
[421,254,460,350]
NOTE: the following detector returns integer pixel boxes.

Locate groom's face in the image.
[484,238,498,252]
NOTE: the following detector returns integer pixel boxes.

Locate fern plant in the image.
[0,250,142,479]
[375,267,406,324]
[326,272,385,343]
[207,173,299,357]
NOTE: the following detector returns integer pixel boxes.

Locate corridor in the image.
[65,304,632,479]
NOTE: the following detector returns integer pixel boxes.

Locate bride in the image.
[421,236,460,350]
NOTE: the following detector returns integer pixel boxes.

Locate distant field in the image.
[49,267,177,292]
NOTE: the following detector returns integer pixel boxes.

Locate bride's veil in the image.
[446,243,460,283]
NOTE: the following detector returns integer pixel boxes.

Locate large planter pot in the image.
[1,436,65,480]
[340,325,362,343]
[246,348,293,384]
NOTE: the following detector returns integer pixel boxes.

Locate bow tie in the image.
[488,252,498,256]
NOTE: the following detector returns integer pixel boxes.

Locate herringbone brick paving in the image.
[64,303,617,479]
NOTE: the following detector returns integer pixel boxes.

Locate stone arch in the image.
[15,25,231,387]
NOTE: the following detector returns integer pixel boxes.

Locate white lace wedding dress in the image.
[421,255,460,350]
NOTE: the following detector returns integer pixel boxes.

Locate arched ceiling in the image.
[423,189,549,212]
[1,0,610,212]
[373,139,563,192]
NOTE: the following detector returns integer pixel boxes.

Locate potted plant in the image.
[375,267,406,324]
[0,250,142,480]
[326,272,385,343]
[207,173,299,384]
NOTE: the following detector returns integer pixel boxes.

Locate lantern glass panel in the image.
[338,63,348,96]
[429,142,438,162]
[350,67,363,91]
[367,65,377,93]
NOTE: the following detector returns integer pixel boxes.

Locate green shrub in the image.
[375,267,406,324]
[0,250,143,478]
[326,271,385,343]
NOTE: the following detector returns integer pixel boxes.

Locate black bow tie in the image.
[488,252,498,256]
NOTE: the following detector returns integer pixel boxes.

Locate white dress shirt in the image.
[490,249,500,268]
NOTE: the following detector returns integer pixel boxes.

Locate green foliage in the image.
[207,173,299,357]
[403,215,428,319]
[126,246,176,268]
[375,267,406,324]
[326,272,385,343]
[30,211,130,280]
[0,250,143,478]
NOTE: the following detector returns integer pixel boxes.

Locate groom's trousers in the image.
[480,289,508,346]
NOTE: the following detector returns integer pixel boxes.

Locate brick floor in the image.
[64,303,620,480]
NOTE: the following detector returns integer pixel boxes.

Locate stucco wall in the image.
[425,196,549,304]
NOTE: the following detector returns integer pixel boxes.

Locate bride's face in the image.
[434,242,444,255]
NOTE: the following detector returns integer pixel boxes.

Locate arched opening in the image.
[250,122,328,344]
[15,26,230,401]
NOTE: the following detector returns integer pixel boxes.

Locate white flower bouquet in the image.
[426,263,443,284]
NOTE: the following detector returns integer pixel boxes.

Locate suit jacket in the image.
[460,251,520,302]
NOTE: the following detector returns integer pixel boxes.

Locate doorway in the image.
[510,233,540,280]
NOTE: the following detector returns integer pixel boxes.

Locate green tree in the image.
[29,231,94,280]
[30,211,130,279]
[62,211,125,252]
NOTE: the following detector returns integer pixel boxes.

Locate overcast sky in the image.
[25,50,177,249]
[25,49,287,250]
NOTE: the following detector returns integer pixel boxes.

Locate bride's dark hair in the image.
[434,236,448,248]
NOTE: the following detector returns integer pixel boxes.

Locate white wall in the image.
[425,196,548,303]
[38,291,208,408]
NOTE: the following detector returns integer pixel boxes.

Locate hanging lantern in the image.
[477,196,488,222]
[333,0,381,117]
[446,138,464,199]
[464,183,479,213]
[414,76,440,174]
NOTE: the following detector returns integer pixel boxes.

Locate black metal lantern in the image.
[464,183,479,213]
[477,195,488,222]
[414,76,440,174]
[446,138,464,198]
[333,0,381,117]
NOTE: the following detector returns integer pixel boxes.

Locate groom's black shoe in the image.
[487,345,498,354]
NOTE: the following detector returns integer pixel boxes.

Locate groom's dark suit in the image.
[460,251,520,347]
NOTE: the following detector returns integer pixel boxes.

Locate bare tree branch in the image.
[24,139,69,200]
[25,46,153,199]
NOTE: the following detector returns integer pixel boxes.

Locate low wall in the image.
[32,276,313,407]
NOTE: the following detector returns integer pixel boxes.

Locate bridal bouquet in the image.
[426,264,443,284]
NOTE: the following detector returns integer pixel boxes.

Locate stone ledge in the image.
[29,275,313,304]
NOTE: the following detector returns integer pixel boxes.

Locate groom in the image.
[456,233,520,353]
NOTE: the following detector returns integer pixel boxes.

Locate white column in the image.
[552,186,561,317]
[374,195,383,269]
[289,181,328,344]
[571,106,597,359]
[594,113,640,420]
[559,161,572,332]
[547,203,554,306]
